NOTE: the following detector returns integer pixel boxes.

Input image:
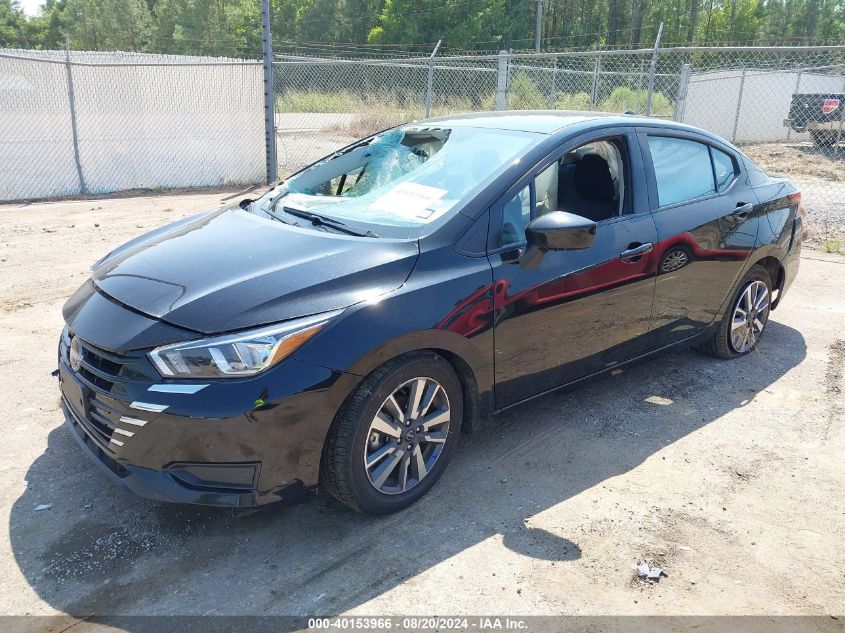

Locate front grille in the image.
[75,339,125,392]
[64,395,113,449]
[60,329,158,453]
[62,397,129,477]
[87,396,119,441]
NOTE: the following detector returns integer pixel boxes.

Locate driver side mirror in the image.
[520,211,597,269]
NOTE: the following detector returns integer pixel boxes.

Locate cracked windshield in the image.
[261,125,538,229]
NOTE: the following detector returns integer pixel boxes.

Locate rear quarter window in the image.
[711,147,738,192]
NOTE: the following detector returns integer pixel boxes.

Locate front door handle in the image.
[732,202,753,218]
[620,242,653,261]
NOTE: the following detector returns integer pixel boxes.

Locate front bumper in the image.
[62,397,285,506]
[57,334,354,508]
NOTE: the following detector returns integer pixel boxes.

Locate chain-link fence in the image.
[2,45,844,245]
[0,49,264,201]
[273,45,845,243]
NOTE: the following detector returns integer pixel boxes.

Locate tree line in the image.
[2,0,843,56]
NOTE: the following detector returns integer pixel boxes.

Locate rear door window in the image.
[647,136,715,206]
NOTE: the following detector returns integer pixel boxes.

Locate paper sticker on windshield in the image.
[370,183,449,221]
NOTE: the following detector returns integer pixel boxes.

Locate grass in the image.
[276,72,676,139]
[599,86,674,117]
[277,90,478,137]
[822,239,845,255]
[278,85,675,120]
[276,91,361,113]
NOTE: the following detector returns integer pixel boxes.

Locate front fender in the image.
[292,247,496,425]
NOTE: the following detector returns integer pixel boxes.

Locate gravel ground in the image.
[0,191,843,625]
[743,142,845,246]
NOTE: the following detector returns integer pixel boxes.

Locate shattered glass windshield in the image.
[256,125,539,235]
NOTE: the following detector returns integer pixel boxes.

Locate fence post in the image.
[496,50,510,111]
[590,56,601,109]
[645,22,664,116]
[836,68,845,148]
[261,0,277,184]
[673,62,691,122]
[64,41,86,195]
[731,66,747,143]
[425,39,441,118]
[786,70,802,141]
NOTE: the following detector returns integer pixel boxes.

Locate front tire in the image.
[321,352,462,514]
[699,265,772,359]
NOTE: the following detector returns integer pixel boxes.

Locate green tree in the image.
[152,0,260,56]
[0,0,28,47]
[6,0,845,53]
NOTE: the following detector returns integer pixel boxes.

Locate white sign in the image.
[370,183,450,221]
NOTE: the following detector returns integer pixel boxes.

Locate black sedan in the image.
[57,112,802,514]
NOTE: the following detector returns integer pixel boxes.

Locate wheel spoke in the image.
[754,284,768,309]
[732,325,748,352]
[371,412,401,439]
[743,285,753,311]
[741,327,751,350]
[406,378,425,420]
[397,452,410,491]
[731,316,745,331]
[417,382,439,418]
[754,318,765,334]
[412,444,427,481]
[371,450,404,489]
[420,407,450,431]
[384,394,405,423]
[366,443,396,469]
[421,431,447,444]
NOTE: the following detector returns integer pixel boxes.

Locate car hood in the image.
[90,207,419,334]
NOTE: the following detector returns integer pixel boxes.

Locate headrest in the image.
[574,154,615,201]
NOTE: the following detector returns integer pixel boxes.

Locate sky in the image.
[18,0,42,17]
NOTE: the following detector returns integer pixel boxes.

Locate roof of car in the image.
[420,110,688,135]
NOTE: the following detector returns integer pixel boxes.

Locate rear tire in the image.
[321,352,462,515]
[699,265,772,359]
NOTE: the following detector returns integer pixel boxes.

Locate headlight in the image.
[148,310,342,379]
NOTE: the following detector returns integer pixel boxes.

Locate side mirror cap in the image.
[525,211,597,251]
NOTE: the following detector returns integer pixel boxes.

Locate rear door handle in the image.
[620,242,653,261]
[732,202,753,218]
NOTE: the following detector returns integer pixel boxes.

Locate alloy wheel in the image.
[363,377,451,495]
[660,248,689,273]
[730,279,770,353]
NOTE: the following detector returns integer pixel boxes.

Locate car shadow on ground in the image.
[9,321,806,621]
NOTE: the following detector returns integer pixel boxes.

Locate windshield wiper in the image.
[254,202,301,227]
[280,206,379,238]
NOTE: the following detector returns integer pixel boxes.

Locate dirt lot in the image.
[0,191,843,623]
[744,143,845,246]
